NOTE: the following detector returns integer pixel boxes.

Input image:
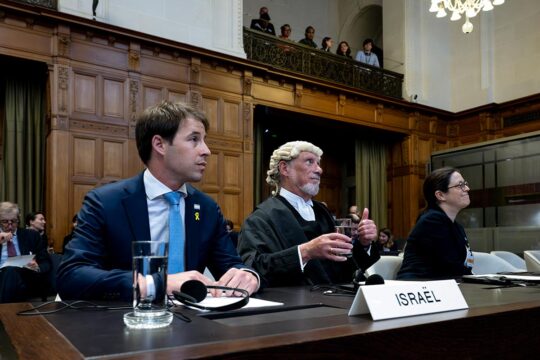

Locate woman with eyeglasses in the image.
[397,167,474,279]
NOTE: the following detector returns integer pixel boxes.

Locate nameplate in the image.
[348,279,468,320]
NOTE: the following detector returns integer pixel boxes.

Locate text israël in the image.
[395,287,442,306]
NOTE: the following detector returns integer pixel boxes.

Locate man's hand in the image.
[213,268,259,297]
[166,270,214,295]
[0,232,13,244]
[357,208,378,247]
[299,233,353,263]
[25,258,40,272]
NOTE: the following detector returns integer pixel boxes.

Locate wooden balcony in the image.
[243,27,404,99]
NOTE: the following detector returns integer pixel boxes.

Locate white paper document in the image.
[1,254,34,268]
[173,296,283,312]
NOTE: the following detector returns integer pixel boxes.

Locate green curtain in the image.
[1,58,46,219]
[355,139,387,228]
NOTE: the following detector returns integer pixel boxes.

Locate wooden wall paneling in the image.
[102,77,125,120]
[72,135,98,179]
[200,152,220,194]
[202,96,220,133]
[72,71,98,120]
[69,32,128,71]
[223,100,241,138]
[200,62,243,94]
[142,84,165,110]
[241,101,254,219]
[139,49,190,83]
[300,88,338,114]
[46,130,70,251]
[251,79,295,107]
[0,14,53,62]
[222,152,242,227]
[102,139,127,181]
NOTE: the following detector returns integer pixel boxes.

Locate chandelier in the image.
[429,0,505,34]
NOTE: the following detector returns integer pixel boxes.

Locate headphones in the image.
[172,280,249,311]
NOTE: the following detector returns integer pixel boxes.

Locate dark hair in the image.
[135,101,209,164]
[321,37,332,49]
[336,41,351,57]
[260,13,270,21]
[72,214,78,223]
[379,227,395,248]
[423,167,459,209]
[225,219,234,229]
[280,24,291,32]
[363,38,374,47]
[25,211,44,226]
[305,26,315,36]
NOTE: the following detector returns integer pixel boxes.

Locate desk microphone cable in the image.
[17,299,192,323]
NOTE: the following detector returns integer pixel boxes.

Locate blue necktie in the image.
[163,191,185,273]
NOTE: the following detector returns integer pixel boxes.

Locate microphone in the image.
[365,274,385,285]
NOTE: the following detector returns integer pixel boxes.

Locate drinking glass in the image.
[123,240,173,329]
[335,218,354,257]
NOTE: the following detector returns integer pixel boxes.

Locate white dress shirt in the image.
[279,188,315,271]
[143,169,187,297]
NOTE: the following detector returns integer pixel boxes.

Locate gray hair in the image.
[0,202,19,219]
[266,141,323,196]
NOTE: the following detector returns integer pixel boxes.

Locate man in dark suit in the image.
[0,202,51,303]
[57,101,259,301]
[238,141,378,287]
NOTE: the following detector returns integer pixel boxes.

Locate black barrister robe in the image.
[238,196,380,287]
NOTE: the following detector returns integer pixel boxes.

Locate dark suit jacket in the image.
[250,19,276,35]
[1,228,50,273]
[57,172,247,301]
[397,207,473,280]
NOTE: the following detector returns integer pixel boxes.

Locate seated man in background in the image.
[0,202,51,303]
[238,141,378,287]
[58,101,259,301]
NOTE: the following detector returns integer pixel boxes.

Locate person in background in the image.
[397,167,474,280]
[238,141,378,287]
[0,202,51,303]
[376,227,398,254]
[355,38,380,67]
[250,6,276,36]
[62,214,78,253]
[25,211,49,249]
[58,101,259,301]
[225,219,239,248]
[299,26,317,48]
[321,37,333,52]
[336,41,352,58]
[279,24,292,40]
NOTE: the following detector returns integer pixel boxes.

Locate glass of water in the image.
[335,218,354,257]
[123,240,173,329]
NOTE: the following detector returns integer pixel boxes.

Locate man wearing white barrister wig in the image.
[238,141,379,287]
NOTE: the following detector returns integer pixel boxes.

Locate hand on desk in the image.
[166,269,259,298]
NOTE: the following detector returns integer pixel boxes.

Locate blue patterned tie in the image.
[163,191,185,273]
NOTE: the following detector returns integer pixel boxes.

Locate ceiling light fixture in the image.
[429,0,505,34]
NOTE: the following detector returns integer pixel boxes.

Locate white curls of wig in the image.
[266,141,323,196]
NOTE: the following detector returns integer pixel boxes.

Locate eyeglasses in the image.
[448,181,469,191]
[0,219,19,225]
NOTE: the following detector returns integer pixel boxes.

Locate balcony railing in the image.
[243,28,403,99]
[11,0,57,10]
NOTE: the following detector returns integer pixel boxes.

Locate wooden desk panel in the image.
[1,284,540,359]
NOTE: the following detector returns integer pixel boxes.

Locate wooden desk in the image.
[1,283,540,359]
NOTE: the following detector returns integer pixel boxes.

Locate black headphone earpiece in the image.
[172,280,249,312]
